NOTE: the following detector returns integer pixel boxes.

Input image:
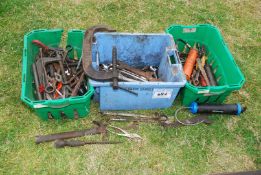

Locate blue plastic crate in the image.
[89,32,186,110]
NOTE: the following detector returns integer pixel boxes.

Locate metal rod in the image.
[32,63,42,100]
[119,69,147,82]
[35,125,106,144]
[204,64,217,86]
[54,140,121,148]
[71,72,85,96]
[103,111,149,118]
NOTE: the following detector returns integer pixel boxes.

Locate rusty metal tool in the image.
[71,72,85,96]
[177,39,192,50]
[32,40,64,57]
[161,115,212,128]
[82,25,159,82]
[102,112,168,123]
[118,71,147,82]
[35,57,47,99]
[204,63,217,86]
[35,121,107,144]
[82,25,116,81]
[45,82,55,94]
[32,39,88,101]
[54,72,63,82]
[176,39,191,63]
[118,68,152,82]
[76,56,82,71]
[117,61,161,82]
[112,46,119,90]
[64,45,73,61]
[191,69,200,86]
[100,63,148,82]
[66,70,83,85]
[110,47,138,95]
[81,25,137,95]
[196,58,210,86]
[63,85,72,98]
[63,45,73,72]
[32,63,42,100]
[39,56,66,84]
[32,40,50,54]
[54,140,121,148]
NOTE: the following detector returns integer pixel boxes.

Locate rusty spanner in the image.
[32,40,64,57]
[35,121,107,144]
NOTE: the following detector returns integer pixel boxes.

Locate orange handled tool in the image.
[54,82,63,99]
[183,45,198,80]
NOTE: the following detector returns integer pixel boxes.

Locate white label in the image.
[198,90,210,94]
[152,89,173,99]
[183,28,196,33]
[33,104,47,109]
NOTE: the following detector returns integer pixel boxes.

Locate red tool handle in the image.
[54,82,63,99]
[200,74,207,86]
[32,40,49,53]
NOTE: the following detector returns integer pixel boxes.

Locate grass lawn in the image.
[0,0,260,174]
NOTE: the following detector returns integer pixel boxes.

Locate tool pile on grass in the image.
[34,113,209,149]
[36,101,246,149]
[32,40,88,100]
[103,102,246,127]
[22,25,247,149]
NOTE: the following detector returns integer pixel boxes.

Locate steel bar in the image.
[54,140,121,148]
[35,123,107,144]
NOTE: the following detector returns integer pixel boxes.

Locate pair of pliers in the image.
[107,125,142,141]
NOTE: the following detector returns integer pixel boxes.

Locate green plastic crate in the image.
[21,29,94,120]
[166,24,245,106]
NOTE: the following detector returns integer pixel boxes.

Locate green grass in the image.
[0,0,260,174]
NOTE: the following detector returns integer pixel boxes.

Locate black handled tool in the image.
[112,46,119,89]
[190,102,246,115]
